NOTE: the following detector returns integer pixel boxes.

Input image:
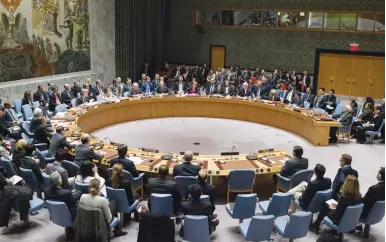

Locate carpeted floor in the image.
[1,117,384,241]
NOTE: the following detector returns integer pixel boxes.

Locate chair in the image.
[276,169,314,192]
[107,168,145,197]
[323,204,364,242]
[22,121,34,138]
[336,99,340,105]
[19,167,42,196]
[239,215,275,242]
[32,101,40,109]
[55,104,68,113]
[303,101,310,109]
[332,104,344,116]
[0,157,17,178]
[123,91,129,97]
[259,192,291,218]
[274,212,313,242]
[62,160,80,177]
[184,215,209,242]
[29,197,45,214]
[150,193,173,217]
[173,176,197,199]
[71,98,77,107]
[227,169,255,203]
[226,194,257,223]
[359,201,385,238]
[13,99,23,119]
[35,148,55,167]
[355,104,363,118]
[74,182,90,194]
[42,172,52,190]
[46,200,73,240]
[21,132,33,144]
[106,187,140,226]
[188,195,210,203]
[338,118,355,143]
[295,189,333,217]
[365,119,385,144]
[22,104,34,121]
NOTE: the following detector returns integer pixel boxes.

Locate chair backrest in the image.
[184,215,209,242]
[22,121,34,137]
[106,187,130,213]
[33,101,40,108]
[246,215,275,241]
[188,195,210,203]
[173,176,197,197]
[228,169,255,190]
[22,104,33,121]
[35,148,48,165]
[332,104,345,116]
[46,200,73,227]
[283,212,313,239]
[21,132,33,144]
[62,160,80,177]
[0,157,17,178]
[13,99,22,114]
[19,167,40,192]
[233,194,257,219]
[42,172,52,190]
[303,101,310,109]
[55,104,68,113]
[74,181,90,194]
[267,193,291,217]
[150,193,173,217]
[356,104,363,118]
[307,189,333,213]
[290,169,314,188]
[107,168,134,183]
[123,91,129,97]
[364,201,385,225]
[337,203,364,232]
[71,98,77,107]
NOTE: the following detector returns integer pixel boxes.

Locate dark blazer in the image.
[220,86,234,96]
[205,84,217,95]
[173,162,201,177]
[75,144,103,162]
[197,181,216,212]
[141,82,155,94]
[33,124,52,144]
[61,90,74,106]
[298,177,332,211]
[91,86,103,98]
[333,112,353,126]
[303,93,315,108]
[21,98,34,106]
[48,93,63,112]
[361,182,385,218]
[237,88,253,97]
[291,97,303,106]
[331,194,362,225]
[122,84,133,95]
[75,96,89,106]
[29,117,40,133]
[71,86,82,98]
[20,156,44,184]
[33,91,49,104]
[332,166,359,199]
[109,156,139,177]
[146,177,181,213]
[359,109,374,122]
[314,95,328,109]
[326,95,337,105]
[283,89,296,103]
[181,200,213,234]
[173,82,188,93]
[155,86,169,94]
[12,148,25,170]
[0,117,10,137]
[45,187,78,220]
[106,178,135,205]
[48,133,73,157]
[300,75,311,87]
[4,109,17,123]
[137,212,175,242]
[280,157,309,178]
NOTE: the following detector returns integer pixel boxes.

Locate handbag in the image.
[316,229,340,242]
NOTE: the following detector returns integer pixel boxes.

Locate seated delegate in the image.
[173,151,201,177]
[109,144,139,177]
[273,145,308,184]
[329,105,353,144]
[355,106,384,144]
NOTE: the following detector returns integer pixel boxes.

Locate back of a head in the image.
[189,184,202,201]
[198,170,207,183]
[341,175,360,198]
[117,144,128,157]
[55,149,66,162]
[49,171,62,187]
[80,161,94,178]
[341,154,352,166]
[158,165,169,177]
[293,146,303,158]
[56,126,64,133]
[33,108,42,117]
[378,167,385,181]
[25,144,35,156]
[314,164,326,179]
[89,178,100,196]
[111,163,123,188]
[184,151,193,162]
[81,133,89,144]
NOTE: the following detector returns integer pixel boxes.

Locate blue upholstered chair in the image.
[123,91,130,97]
[173,176,197,199]
[150,193,173,217]
[295,189,333,217]
[0,157,17,178]
[22,121,34,138]
[303,101,310,109]
[106,186,140,225]
[107,168,145,198]
[19,167,41,194]
[109,217,119,229]
[274,212,313,242]
[323,203,364,242]
[365,119,385,144]
[21,132,33,144]
[359,201,385,238]
[356,104,363,118]
[55,104,68,113]
[35,148,55,167]
[226,194,257,223]
[46,200,73,240]
[42,172,52,190]
[22,104,34,121]
[62,160,80,177]
[188,195,210,203]
[74,182,90,194]
[13,99,23,119]
[332,104,344,116]
[276,169,314,192]
[71,98,77,108]
[336,99,341,105]
[184,215,209,242]
[239,215,275,241]
[259,192,291,218]
[28,197,45,214]
[227,169,255,203]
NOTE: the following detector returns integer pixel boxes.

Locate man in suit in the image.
[155,81,170,95]
[30,107,51,132]
[173,76,187,94]
[251,81,262,98]
[300,70,311,88]
[33,85,49,106]
[131,83,141,95]
[325,89,337,114]
[141,77,155,95]
[273,146,308,184]
[91,79,104,98]
[303,87,315,109]
[173,151,201,177]
[213,84,222,95]
[151,74,161,89]
[75,89,90,106]
[196,170,216,212]
[313,87,328,109]
[138,73,147,88]
[329,105,353,143]
[237,82,253,98]
[109,144,139,177]
[122,78,133,96]
[289,164,331,212]
[71,81,82,98]
[3,102,19,126]
[46,149,74,189]
[205,79,217,95]
[283,85,296,104]
[220,80,234,96]
[331,154,358,199]
[0,105,17,140]
[48,126,75,157]
[146,165,181,214]
[291,93,303,107]
[75,133,103,164]
[20,144,44,197]
[48,86,63,112]
[61,84,74,106]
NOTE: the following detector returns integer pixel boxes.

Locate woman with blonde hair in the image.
[310,175,362,233]
[12,139,28,170]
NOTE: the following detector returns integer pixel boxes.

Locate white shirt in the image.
[225,87,229,94]
[286,90,293,101]
[178,83,183,92]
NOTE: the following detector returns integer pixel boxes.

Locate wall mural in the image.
[0,0,90,82]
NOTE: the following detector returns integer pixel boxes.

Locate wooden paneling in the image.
[368,57,385,99]
[210,46,226,69]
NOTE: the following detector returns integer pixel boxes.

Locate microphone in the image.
[104,137,119,146]
[104,137,112,144]
[231,145,236,159]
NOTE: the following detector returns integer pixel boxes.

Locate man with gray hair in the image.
[329,104,353,143]
[237,82,252,98]
[74,133,104,164]
[75,88,90,106]
[46,149,74,189]
[30,107,50,132]
[173,151,201,177]
[61,84,74,106]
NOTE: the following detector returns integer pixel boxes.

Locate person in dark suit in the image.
[109,144,139,177]
[122,78,133,96]
[291,93,303,107]
[33,116,52,145]
[76,89,90,106]
[221,80,234,96]
[180,184,219,236]
[310,175,362,234]
[0,105,16,139]
[237,82,253,98]
[355,106,384,144]
[289,164,331,212]
[283,85,296,104]
[20,144,44,195]
[361,167,385,219]
[174,76,188,94]
[205,80,217,95]
[33,86,49,106]
[71,81,82,98]
[22,91,34,106]
[48,126,75,157]
[325,89,337,114]
[300,70,311,88]
[75,133,103,164]
[29,107,51,132]
[146,165,181,214]
[313,87,328,109]
[48,86,63,112]
[196,170,216,212]
[91,79,104,98]
[279,146,308,179]
[173,151,201,177]
[155,81,170,95]
[303,87,315,108]
[331,154,358,200]
[213,84,222,95]
[3,103,19,126]
[329,105,354,143]
[141,77,155,95]
[61,84,75,106]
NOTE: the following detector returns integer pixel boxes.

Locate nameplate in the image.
[140,148,160,153]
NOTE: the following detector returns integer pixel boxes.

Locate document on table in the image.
[130,157,144,165]
[326,199,338,207]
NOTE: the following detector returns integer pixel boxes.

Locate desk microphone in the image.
[104,137,112,144]
[104,137,119,146]
[231,145,236,159]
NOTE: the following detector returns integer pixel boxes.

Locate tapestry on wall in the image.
[0,0,90,82]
